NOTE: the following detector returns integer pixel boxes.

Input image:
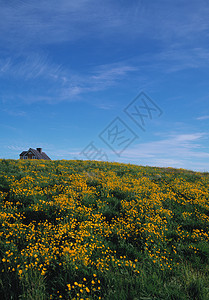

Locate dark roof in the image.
[20,151,27,156]
[40,152,51,160]
[20,148,51,160]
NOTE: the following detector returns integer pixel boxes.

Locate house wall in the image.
[20,152,37,160]
[28,152,33,159]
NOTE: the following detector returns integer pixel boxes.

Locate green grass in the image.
[0,159,209,299]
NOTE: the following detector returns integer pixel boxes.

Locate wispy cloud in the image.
[157,47,209,73]
[7,145,25,151]
[0,53,63,80]
[1,0,209,50]
[68,64,138,95]
[121,132,209,169]
[0,58,11,73]
[196,115,209,120]
[3,108,26,117]
[1,0,209,105]
[0,58,137,104]
[0,0,135,49]
[91,65,137,81]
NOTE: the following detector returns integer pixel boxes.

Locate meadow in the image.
[0,159,208,300]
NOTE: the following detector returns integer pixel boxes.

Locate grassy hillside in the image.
[0,159,208,300]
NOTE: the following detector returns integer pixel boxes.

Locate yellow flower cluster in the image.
[0,159,208,299]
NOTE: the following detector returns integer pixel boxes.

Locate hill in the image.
[0,159,209,299]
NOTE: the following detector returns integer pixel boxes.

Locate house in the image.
[19,148,51,160]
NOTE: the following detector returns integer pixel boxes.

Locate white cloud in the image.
[196,115,209,120]
[120,132,209,170]
[1,0,209,50]
[0,54,63,81]
[171,133,206,144]
[3,108,26,117]
[0,47,137,103]
[1,1,209,100]
[1,0,209,105]
[0,58,11,73]
[7,145,25,151]
[150,158,185,168]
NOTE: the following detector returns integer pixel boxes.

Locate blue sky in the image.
[1,0,209,171]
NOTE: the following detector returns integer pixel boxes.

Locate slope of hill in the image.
[0,159,208,299]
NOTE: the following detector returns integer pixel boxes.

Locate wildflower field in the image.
[0,159,208,300]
